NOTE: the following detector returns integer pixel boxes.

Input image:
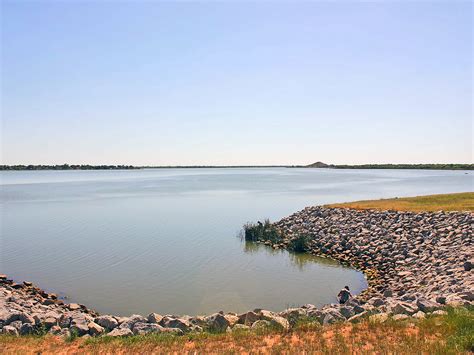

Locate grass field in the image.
[0,307,472,354]
[327,192,474,212]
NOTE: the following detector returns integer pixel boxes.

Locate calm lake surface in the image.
[1,168,472,315]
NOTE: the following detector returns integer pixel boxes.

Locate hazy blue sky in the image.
[1,1,472,165]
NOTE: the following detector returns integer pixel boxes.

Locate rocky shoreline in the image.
[1,207,473,338]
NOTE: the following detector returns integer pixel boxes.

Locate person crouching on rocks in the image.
[338,286,352,304]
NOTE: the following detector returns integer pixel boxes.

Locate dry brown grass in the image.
[1,307,472,354]
[327,192,474,212]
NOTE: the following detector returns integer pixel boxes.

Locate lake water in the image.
[1,168,472,316]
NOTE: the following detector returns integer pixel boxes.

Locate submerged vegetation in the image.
[1,307,472,354]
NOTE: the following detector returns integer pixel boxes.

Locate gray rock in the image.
[464,261,473,271]
[107,328,133,337]
[370,298,385,307]
[160,317,190,332]
[18,313,34,324]
[2,325,19,336]
[339,306,355,319]
[70,323,89,336]
[88,321,105,336]
[132,322,164,335]
[43,317,57,329]
[278,308,306,326]
[459,291,474,302]
[204,313,230,332]
[58,314,71,328]
[68,303,81,311]
[19,323,34,335]
[416,298,439,313]
[9,321,23,330]
[353,305,365,314]
[238,311,260,326]
[95,315,118,330]
[119,314,147,329]
[147,313,163,324]
[259,310,290,330]
[392,302,417,315]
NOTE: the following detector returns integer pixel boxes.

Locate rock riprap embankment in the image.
[272,207,473,305]
[1,207,472,337]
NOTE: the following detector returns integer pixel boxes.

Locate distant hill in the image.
[305,161,330,168]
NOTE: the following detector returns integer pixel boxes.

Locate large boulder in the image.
[119,315,147,329]
[238,311,260,326]
[339,306,355,319]
[147,313,163,324]
[19,323,34,335]
[95,315,118,331]
[306,309,325,324]
[68,303,81,311]
[18,313,35,324]
[259,310,290,330]
[43,317,58,329]
[278,308,307,326]
[107,328,133,337]
[88,321,105,336]
[132,322,164,335]
[391,302,418,315]
[70,323,89,336]
[160,317,191,332]
[204,313,230,332]
[416,298,439,313]
[224,314,239,327]
[2,325,19,336]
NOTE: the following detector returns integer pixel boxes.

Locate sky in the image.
[1,1,472,166]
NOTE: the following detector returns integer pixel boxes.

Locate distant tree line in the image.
[1,163,472,171]
[0,164,140,171]
[329,164,473,170]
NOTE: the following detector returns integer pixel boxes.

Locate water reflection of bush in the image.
[242,241,341,270]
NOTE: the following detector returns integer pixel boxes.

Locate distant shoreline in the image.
[1,163,473,171]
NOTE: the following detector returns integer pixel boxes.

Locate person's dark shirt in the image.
[338,289,351,303]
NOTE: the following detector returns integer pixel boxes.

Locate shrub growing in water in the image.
[244,219,281,243]
[288,233,310,252]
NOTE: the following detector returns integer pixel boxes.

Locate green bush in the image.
[243,219,281,243]
[288,233,310,252]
